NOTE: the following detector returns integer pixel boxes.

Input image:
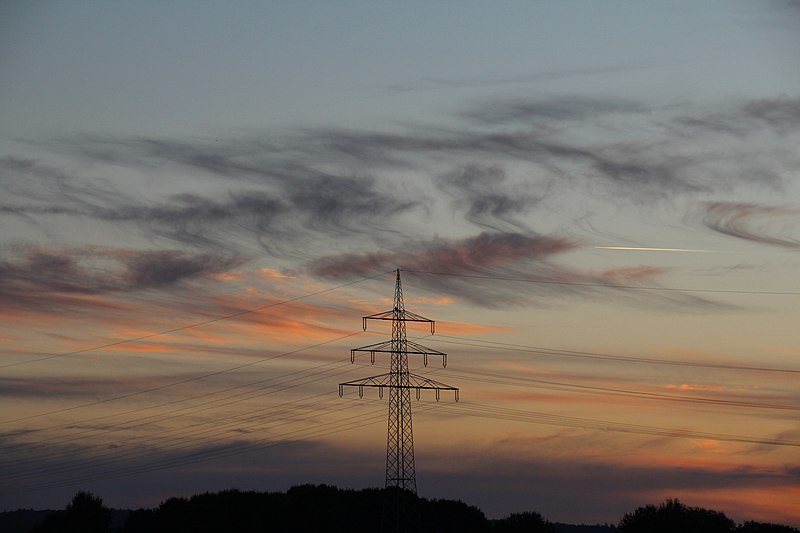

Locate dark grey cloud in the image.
[121,249,242,288]
[676,96,800,137]
[701,202,800,249]
[0,375,168,400]
[0,431,382,511]
[743,96,800,135]
[282,127,725,204]
[98,192,291,253]
[304,231,719,309]
[11,95,796,246]
[34,136,279,179]
[307,231,735,310]
[435,164,543,232]
[0,156,70,194]
[423,444,800,523]
[3,141,425,255]
[4,95,796,309]
[281,172,418,236]
[3,425,797,526]
[0,245,244,314]
[286,98,796,202]
[461,94,645,125]
[308,231,575,276]
[0,156,123,208]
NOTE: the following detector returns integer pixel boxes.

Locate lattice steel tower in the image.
[339,269,458,493]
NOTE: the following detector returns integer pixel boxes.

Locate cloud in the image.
[0,245,244,315]
[461,94,645,125]
[373,430,800,524]
[676,96,800,137]
[98,192,291,253]
[2,144,425,255]
[283,97,795,202]
[0,375,170,400]
[306,231,574,307]
[742,97,800,135]
[436,164,543,231]
[8,95,796,256]
[282,127,717,203]
[3,96,796,313]
[700,202,800,249]
[308,231,574,276]
[305,231,709,309]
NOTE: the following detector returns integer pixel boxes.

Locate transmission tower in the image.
[339,269,458,493]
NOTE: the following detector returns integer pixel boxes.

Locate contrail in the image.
[595,246,719,253]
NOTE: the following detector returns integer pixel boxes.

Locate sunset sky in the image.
[2,1,800,526]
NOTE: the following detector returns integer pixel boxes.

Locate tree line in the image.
[7,487,798,532]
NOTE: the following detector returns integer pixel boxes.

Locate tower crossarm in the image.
[361,309,437,334]
[351,339,447,366]
[339,372,459,401]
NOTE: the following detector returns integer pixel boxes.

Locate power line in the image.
[2,397,445,496]
[3,393,353,483]
[1,359,356,452]
[0,330,366,425]
[0,401,383,494]
[444,367,800,412]
[10,393,797,498]
[7,330,795,470]
[403,269,800,296]
[433,335,800,375]
[0,270,393,369]
[4,266,797,497]
[433,402,800,448]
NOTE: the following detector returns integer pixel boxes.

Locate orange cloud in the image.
[676,486,800,527]
[254,268,294,281]
[665,383,725,392]
[211,272,245,282]
[630,452,750,473]
[594,266,667,282]
[482,389,598,405]
[105,342,176,354]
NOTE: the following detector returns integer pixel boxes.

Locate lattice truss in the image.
[339,269,459,493]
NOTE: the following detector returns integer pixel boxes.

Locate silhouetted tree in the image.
[421,497,490,532]
[494,510,559,532]
[63,491,112,533]
[737,522,800,533]
[32,491,111,533]
[618,498,734,533]
[116,485,493,533]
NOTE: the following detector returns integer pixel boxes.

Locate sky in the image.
[1,0,800,526]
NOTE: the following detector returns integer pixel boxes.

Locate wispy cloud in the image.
[676,96,800,137]
[303,232,707,309]
[4,95,797,311]
[0,245,244,316]
[701,202,800,249]
[2,148,424,256]
[461,94,645,125]
[435,164,542,232]
[7,95,797,250]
